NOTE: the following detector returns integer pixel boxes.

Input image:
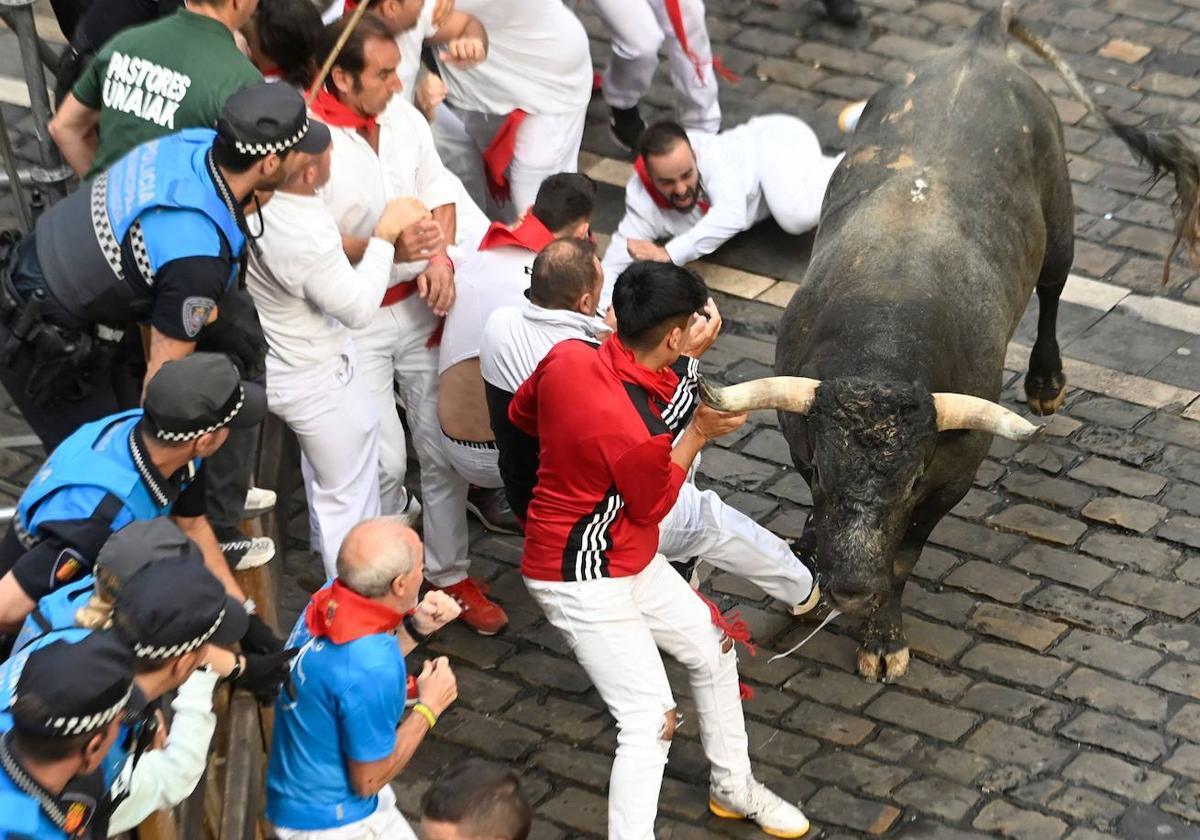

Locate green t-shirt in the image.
[73,9,262,176]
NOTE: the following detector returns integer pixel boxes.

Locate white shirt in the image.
[479,302,608,392]
[601,122,772,306]
[439,0,591,115]
[247,191,393,368]
[438,243,538,374]
[395,0,440,102]
[322,95,489,285]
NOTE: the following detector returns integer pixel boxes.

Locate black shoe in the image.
[822,0,862,26]
[609,105,646,153]
[466,487,522,535]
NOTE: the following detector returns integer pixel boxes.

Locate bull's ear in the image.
[699,376,821,414]
[932,393,1042,441]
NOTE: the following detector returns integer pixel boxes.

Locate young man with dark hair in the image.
[509,262,810,837]
[420,758,532,840]
[601,116,842,304]
[49,0,262,178]
[248,0,326,88]
[435,173,597,557]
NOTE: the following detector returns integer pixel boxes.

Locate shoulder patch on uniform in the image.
[182,296,216,338]
[51,548,86,586]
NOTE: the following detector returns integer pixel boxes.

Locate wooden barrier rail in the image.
[133,416,299,840]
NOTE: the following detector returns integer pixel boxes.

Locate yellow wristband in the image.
[412,702,438,730]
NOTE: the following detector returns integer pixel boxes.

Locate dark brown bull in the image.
[701,3,1200,682]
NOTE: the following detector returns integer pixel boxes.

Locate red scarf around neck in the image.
[634,156,710,215]
[599,335,681,408]
[477,213,555,253]
[482,110,528,204]
[305,579,405,645]
[311,87,377,134]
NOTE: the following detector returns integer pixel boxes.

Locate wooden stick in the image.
[306,0,372,104]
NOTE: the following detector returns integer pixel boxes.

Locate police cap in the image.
[113,555,248,663]
[217,82,331,157]
[143,352,267,442]
[11,633,138,738]
[94,520,205,601]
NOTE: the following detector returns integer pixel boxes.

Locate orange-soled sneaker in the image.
[437,577,509,635]
[709,777,810,838]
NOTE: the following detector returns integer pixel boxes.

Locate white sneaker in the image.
[709,777,810,838]
[395,494,422,530]
[221,536,276,571]
[837,100,866,134]
[243,487,277,516]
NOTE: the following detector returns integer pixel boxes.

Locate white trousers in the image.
[440,433,503,489]
[526,555,752,840]
[659,483,814,606]
[753,114,844,235]
[274,787,415,840]
[351,296,470,586]
[265,344,382,578]
[432,104,588,222]
[591,0,721,133]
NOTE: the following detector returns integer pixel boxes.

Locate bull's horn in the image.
[933,393,1042,441]
[699,376,821,414]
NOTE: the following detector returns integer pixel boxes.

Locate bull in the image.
[701,2,1200,682]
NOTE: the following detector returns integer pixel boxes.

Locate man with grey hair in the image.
[266,518,461,838]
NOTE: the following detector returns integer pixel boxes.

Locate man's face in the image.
[82,718,124,774]
[378,0,424,32]
[344,37,403,116]
[645,140,700,212]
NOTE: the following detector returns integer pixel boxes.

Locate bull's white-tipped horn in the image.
[933,393,1042,441]
[699,376,822,414]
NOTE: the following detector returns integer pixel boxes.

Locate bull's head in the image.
[700,376,1040,614]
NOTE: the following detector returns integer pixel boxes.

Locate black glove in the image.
[234,648,298,704]
[242,613,284,655]
[196,287,267,380]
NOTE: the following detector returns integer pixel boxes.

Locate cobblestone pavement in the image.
[4,0,1200,838]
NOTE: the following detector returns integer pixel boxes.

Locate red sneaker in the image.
[437,578,509,636]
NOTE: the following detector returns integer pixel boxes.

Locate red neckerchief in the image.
[634,155,711,215]
[342,0,358,11]
[311,87,377,133]
[482,110,528,204]
[305,579,405,644]
[477,214,555,253]
[663,0,740,83]
[599,335,680,407]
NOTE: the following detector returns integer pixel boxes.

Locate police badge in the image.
[182,296,216,339]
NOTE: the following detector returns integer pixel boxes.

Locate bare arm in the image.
[431,203,455,253]
[429,9,487,49]
[341,235,370,265]
[48,94,100,177]
[171,514,247,603]
[143,327,196,396]
[347,714,430,797]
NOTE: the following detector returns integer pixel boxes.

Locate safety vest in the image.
[16,410,198,543]
[33,129,246,328]
[0,775,64,839]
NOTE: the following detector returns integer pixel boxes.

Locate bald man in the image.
[267,519,461,838]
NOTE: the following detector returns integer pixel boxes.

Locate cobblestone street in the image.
[4,0,1200,837]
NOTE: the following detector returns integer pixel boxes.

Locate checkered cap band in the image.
[154,384,245,443]
[232,116,309,156]
[132,607,225,661]
[91,173,126,282]
[23,683,132,737]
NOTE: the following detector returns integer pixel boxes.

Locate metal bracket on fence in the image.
[0,0,71,210]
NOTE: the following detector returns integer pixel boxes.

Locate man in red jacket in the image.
[509,262,810,838]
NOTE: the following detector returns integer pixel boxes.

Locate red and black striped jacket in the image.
[508,337,693,582]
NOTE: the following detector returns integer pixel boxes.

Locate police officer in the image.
[0,81,328,450]
[0,631,139,839]
[0,352,278,659]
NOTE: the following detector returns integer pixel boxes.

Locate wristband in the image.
[428,253,454,271]
[403,612,431,643]
[412,702,438,730]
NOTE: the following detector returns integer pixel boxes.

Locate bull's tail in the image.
[1003,2,1200,284]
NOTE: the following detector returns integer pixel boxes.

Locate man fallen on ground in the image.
[507,260,811,837]
[482,242,819,613]
[266,518,460,839]
[601,117,843,307]
[436,173,595,514]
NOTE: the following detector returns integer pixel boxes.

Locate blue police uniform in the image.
[1,409,202,605]
[0,770,66,839]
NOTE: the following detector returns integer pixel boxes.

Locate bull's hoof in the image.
[1025,370,1067,416]
[856,645,910,683]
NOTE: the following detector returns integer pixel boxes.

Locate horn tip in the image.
[698,377,727,409]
